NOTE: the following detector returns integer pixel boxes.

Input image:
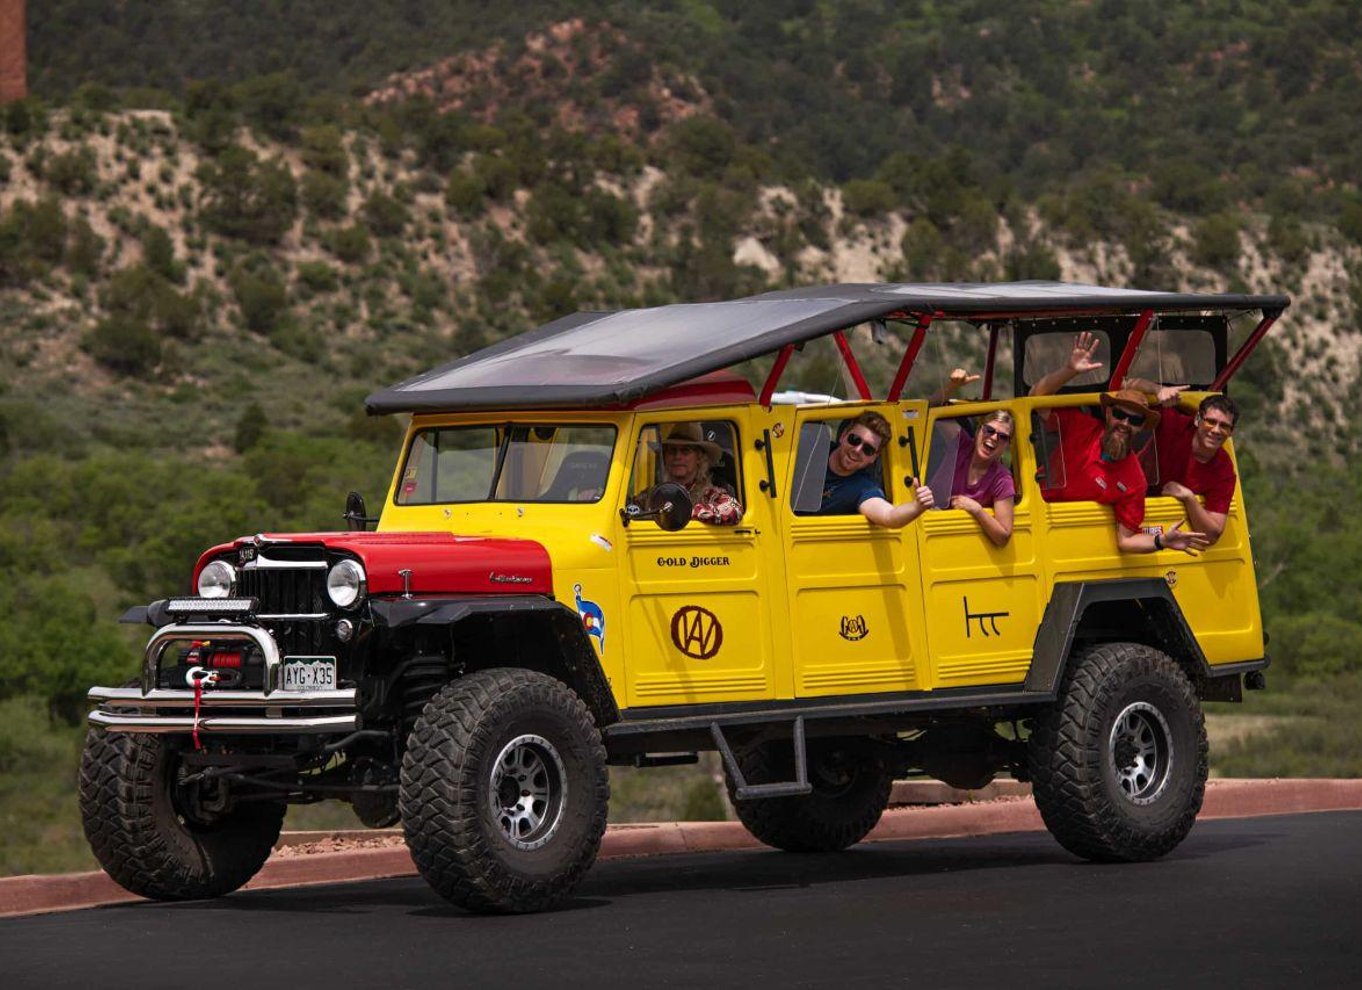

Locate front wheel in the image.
[1028,642,1207,862]
[399,669,609,913]
[78,731,285,900]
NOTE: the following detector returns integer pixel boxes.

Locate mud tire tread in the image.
[1028,642,1207,862]
[399,668,609,914]
[78,730,284,900]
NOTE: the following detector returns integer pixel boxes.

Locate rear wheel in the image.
[726,737,894,852]
[1028,642,1207,862]
[78,730,285,900]
[400,669,609,913]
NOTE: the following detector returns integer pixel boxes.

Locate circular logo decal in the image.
[670,605,723,660]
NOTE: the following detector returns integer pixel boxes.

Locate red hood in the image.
[192,532,552,596]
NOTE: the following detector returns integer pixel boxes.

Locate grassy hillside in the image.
[3,2,1361,876]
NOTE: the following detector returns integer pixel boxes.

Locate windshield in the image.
[396,424,617,504]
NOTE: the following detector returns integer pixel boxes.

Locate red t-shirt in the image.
[1042,408,1147,530]
[1153,406,1237,515]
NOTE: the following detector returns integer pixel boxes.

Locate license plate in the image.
[281,657,337,692]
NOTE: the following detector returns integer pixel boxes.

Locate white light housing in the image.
[327,559,367,609]
[197,560,236,599]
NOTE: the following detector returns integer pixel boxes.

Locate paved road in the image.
[5,811,1361,989]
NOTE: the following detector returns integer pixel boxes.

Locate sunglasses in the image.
[842,433,880,454]
[980,423,1012,443]
[665,443,700,455]
[1108,407,1147,427]
[1199,415,1234,433]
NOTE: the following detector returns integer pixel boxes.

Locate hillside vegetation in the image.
[2,2,1361,873]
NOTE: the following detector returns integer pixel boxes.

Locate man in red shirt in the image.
[1030,332,1208,556]
[1123,381,1240,545]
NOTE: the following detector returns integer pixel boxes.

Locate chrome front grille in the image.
[239,557,333,658]
[239,565,328,617]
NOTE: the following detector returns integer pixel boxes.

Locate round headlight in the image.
[327,559,367,609]
[197,560,236,599]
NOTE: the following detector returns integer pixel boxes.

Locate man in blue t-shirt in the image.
[816,411,934,528]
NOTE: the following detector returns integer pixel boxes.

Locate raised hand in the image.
[1069,331,1104,375]
[947,367,981,391]
[1156,384,1189,406]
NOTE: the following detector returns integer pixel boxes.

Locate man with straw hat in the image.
[1030,331,1208,556]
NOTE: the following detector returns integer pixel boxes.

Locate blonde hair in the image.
[982,410,1014,432]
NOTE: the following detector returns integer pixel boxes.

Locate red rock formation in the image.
[0,0,26,104]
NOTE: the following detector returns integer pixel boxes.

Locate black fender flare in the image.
[1024,578,1236,696]
[370,595,619,726]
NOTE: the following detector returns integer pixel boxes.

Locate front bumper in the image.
[87,622,358,735]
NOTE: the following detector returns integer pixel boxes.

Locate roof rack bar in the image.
[833,330,872,400]
[1212,310,1281,392]
[1110,308,1154,390]
[982,323,1000,401]
[759,343,797,408]
[886,314,934,402]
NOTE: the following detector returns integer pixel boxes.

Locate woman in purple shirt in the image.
[931,369,1016,548]
[947,410,1016,547]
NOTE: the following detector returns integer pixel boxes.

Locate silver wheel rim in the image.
[1108,701,1173,806]
[489,733,568,850]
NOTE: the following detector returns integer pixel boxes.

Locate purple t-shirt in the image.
[951,436,1015,507]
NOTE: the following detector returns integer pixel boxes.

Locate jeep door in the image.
[915,401,1046,689]
[619,410,781,708]
[779,402,931,698]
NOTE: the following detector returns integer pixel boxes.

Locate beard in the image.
[1101,428,1130,461]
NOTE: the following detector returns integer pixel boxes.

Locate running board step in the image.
[711,717,812,800]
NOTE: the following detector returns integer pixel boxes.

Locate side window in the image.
[626,421,742,520]
[790,418,887,516]
[926,415,1019,509]
[791,421,834,514]
[1033,410,1068,493]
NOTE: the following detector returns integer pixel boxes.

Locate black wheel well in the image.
[449,610,619,727]
[1071,598,1201,682]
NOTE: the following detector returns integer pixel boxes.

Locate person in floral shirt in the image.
[643,423,744,525]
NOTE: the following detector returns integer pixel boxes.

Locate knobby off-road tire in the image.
[726,737,894,852]
[1029,642,1208,862]
[78,730,285,900]
[399,669,609,914]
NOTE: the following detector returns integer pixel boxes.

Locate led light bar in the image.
[166,597,259,616]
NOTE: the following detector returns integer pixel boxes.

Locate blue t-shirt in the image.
[818,466,885,515]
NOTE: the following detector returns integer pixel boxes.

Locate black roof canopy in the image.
[366,281,1290,414]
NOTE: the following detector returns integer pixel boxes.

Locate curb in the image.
[4,778,1360,919]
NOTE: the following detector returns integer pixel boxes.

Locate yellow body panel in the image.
[378,392,1264,716]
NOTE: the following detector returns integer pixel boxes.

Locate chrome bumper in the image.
[88,622,359,735]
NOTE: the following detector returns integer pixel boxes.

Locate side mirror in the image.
[343,491,378,532]
[621,483,693,530]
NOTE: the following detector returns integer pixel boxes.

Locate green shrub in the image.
[228,256,289,333]
[1191,211,1243,270]
[302,170,348,219]
[328,223,372,264]
[86,314,162,375]
[445,168,486,217]
[841,178,897,218]
[296,260,339,293]
[363,190,408,238]
[233,401,269,453]
[197,145,298,245]
[44,144,99,196]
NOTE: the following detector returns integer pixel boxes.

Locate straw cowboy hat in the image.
[658,422,723,461]
[1100,389,1161,430]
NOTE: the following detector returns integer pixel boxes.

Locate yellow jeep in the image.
[83,281,1286,912]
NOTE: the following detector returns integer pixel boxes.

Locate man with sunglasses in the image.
[816,411,935,527]
[1122,382,1240,545]
[1030,332,1208,555]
